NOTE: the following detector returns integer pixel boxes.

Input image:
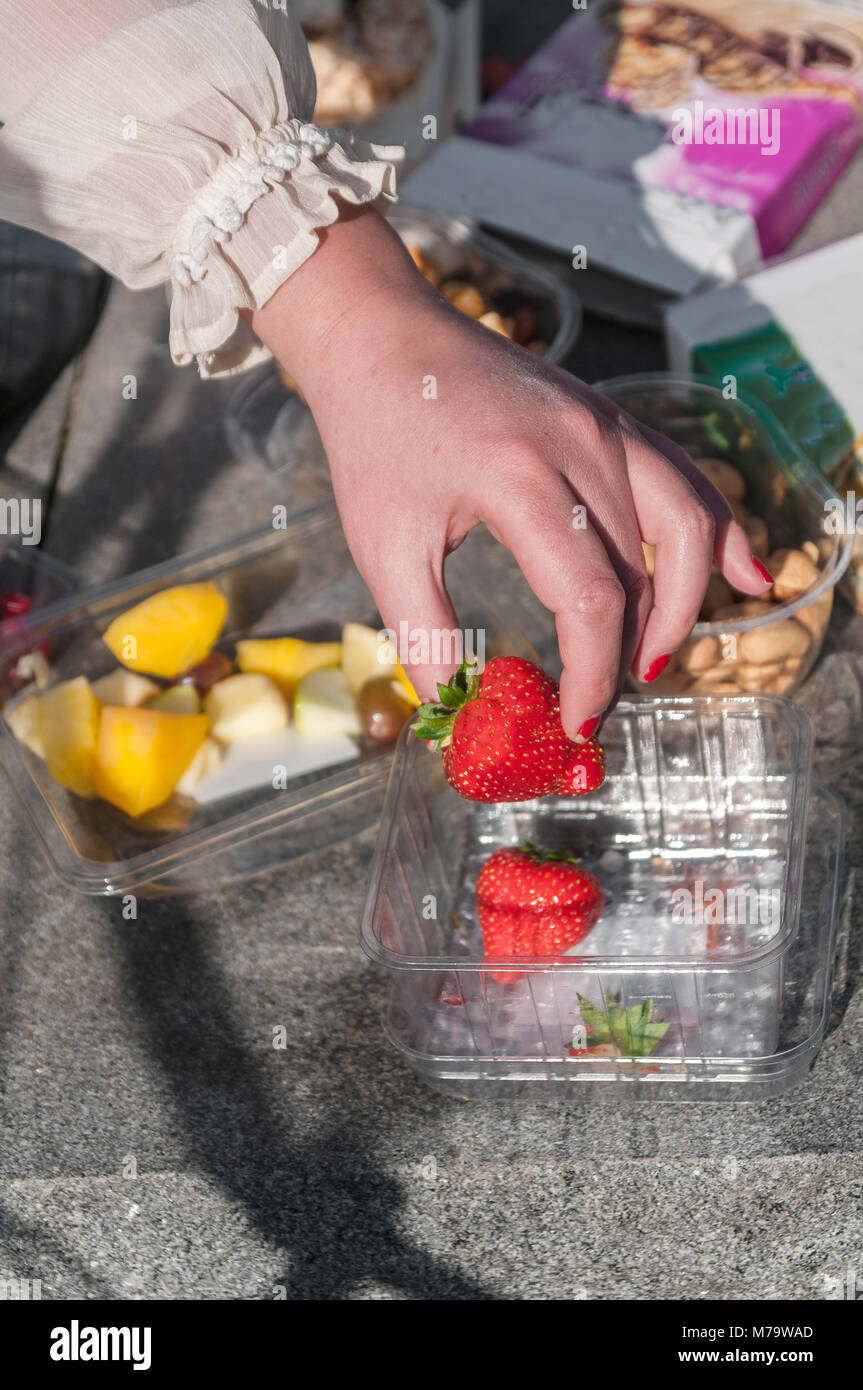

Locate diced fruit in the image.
[172,649,234,694]
[101,583,227,678]
[235,637,341,699]
[357,675,414,743]
[9,648,51,690]
[4,692,45,757]
[0,592,32,620]
[37,676,101,798]
[175,736,223,797]
[95,706,208,817]
[416,657,606,803]
[203,673,288,743]
[91,668,160,707]
[340,622,419,705]
[294,667,361,740]
[147,684,202,715]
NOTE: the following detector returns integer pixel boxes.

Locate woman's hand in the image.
[249,206,771,740]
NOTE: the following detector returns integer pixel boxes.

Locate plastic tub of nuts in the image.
[595,376,853,697]
[226,204,580,477]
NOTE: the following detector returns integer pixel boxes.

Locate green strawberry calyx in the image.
[414,658,481,747]
[520,840,581,866]
[574,992,670,1059]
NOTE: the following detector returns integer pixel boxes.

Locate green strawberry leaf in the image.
[577,992,670,1058]
[412,657,481,744]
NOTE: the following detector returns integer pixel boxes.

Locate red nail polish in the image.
[576,715,601,740]
[752,557,773,586]
[642,653,671,684]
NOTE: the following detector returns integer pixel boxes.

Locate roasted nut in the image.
[696,661,739,684]
[745,515,769,559]
[710,600,774,624]
[440,280,487,318]
[766,668,801,694]
[705,681,744,694]
[526,339,548,355]
[738,619,810,665]
[767,548,820,602]
[701,570,733,619]
[642,542,656,579]
[802,540,820,563]
[479,310,511,337]
[679,636,719,673]
[406,243,426,271]
[794,591,833,639]
[736,660,783,691]
[692,457,746,500]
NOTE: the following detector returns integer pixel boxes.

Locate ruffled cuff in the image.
[168,118,400,378]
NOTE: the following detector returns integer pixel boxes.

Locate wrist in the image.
[248,204,436,396]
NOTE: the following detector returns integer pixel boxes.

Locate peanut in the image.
[678,636,720,673]
[793,591,833,639]
[440,280,487,318]
[707,682,745,694]
[738,620,810,665]
[736,661,783,691]
[745,515,769,559]
[701,571,733,619]
[767,548,820,602]
[479,310,511,338]
[802,540,819,563]
[692,456,746,500]
[642,542,656,579]
[766,668,801,694]
[710,600,774,624]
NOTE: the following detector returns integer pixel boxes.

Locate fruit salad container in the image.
[0,539,80,660]
[362,696,846,1101]
[594,376,853,699]
[0,502,536,895]
[226,204,580,476]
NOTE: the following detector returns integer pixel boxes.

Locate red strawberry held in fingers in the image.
[476,842,604,975]
[414,656,605,803]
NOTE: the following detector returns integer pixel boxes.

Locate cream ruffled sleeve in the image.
[0,0,400,376]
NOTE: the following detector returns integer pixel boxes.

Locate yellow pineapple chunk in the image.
[101,583,227,679]
[235,637,341,698]
[37,676,101,798]
[4,692,45,758]
[95,706,208,817]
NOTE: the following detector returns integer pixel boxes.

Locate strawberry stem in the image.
[414,658,481,746]
[521,840,582,866]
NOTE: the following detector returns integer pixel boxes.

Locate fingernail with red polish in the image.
[641,653,671,684]
[752,557,773,586]
[576,714,602,741]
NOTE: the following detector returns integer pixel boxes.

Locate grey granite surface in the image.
[1,4,862,1302]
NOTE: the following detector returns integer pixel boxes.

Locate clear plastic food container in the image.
[594,376,853,698]
[0,540,80,647]
[226,204,580,477]
[0,502,535,896]
[362,696,844,1102]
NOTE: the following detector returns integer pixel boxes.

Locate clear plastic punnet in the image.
[0,502,536,895]
[362,697,845,1101]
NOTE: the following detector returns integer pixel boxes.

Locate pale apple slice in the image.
[147,684,202,715]
[91,668,160,707]
[203,673,288,743]
[175,735,224,797]
[294,667,361,740]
